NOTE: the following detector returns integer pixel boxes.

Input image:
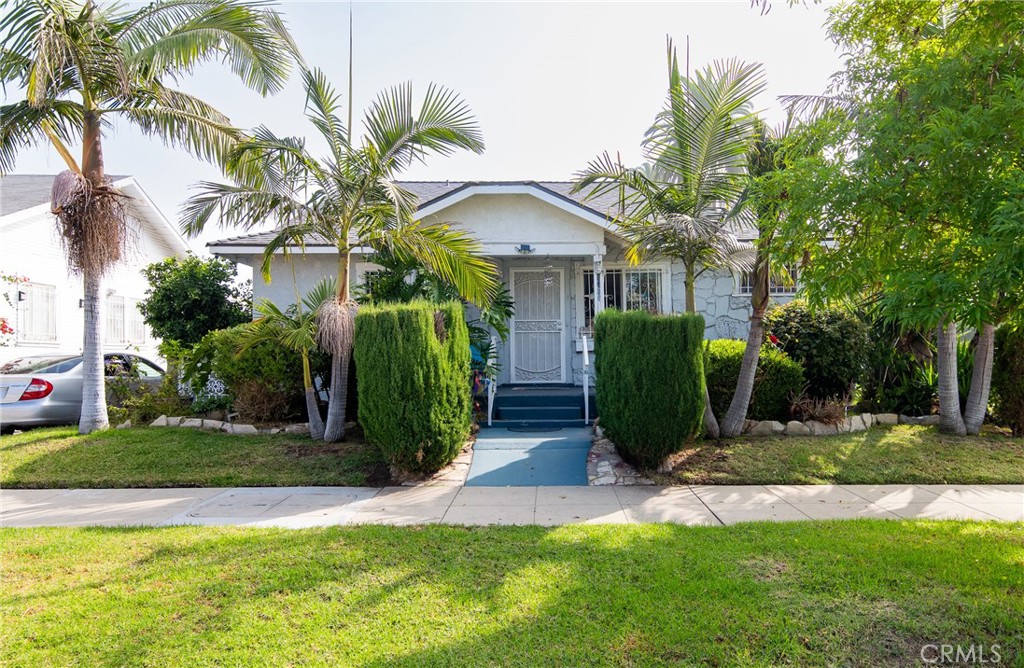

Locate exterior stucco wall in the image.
[0,207,182,365]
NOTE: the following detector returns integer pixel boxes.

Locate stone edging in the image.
[588,429,654,486]
[124,415,312,435]
[741,412,939,437]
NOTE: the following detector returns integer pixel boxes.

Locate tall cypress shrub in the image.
[354,301,471,474]
[594,310,705,470]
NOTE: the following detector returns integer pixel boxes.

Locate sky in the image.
[7,0,843,255]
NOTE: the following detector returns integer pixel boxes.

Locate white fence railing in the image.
[582,333,590,425]
[486,335,497,427]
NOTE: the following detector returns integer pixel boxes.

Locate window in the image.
[582,268,663,330]
[105,295,125,344]
[738,264,799,296]
[105,296,148,345]
[128,299,147,344]
[19,283,57,342]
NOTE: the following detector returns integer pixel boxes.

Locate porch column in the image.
[593,252,605,316]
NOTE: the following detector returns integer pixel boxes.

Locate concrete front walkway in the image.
[466,428,591,486]
[2,484,1020,528]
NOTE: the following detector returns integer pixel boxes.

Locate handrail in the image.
[486,335,497,427]
[582,333,590,425]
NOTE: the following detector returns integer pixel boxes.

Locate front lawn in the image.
[1,521,1021,667]
[666,425,1024,485]
[0,427,388,488]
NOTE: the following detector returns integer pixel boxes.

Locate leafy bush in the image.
[765,300,869,400]
[993,326,1024,436]
[139,255,251,346]
[107,373,190,426]
[705,339,805,422]
[595,310,704,470]
[184,325,304,422]
[354,302,471,474]
[859,315,936,416]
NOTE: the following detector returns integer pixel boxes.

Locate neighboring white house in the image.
[209,180,797,387]
[0,174,190,364]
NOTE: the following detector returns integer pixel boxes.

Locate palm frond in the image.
[115,0,300,95]
[0,98,82,173]
[112,82,239,165]
[369,220,498,306]
[301,67,348,164]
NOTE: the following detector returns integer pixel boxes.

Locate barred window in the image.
[738,264,799,296]
[19,283,57,342]
[583,269,662,330]
[105,295,125,344]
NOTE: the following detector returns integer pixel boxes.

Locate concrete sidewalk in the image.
[2,484,1020,528]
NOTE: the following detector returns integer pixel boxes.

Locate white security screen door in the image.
[510,268,565,383]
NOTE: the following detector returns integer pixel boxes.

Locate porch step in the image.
[488,419,590,430]
[498,406,582,421]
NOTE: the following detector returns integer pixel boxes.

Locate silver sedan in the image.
[0,353,165,432]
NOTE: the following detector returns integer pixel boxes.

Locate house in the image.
[210,181,798,391]
[0,174,190,363]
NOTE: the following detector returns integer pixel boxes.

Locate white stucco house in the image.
[209,181,797,388]
[0,174,190,364]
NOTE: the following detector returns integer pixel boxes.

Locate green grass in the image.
[666,425,1024,485]
[0,427,387,488]
[1,522,1021,667]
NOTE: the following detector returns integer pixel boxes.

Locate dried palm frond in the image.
[50,170,129,277]
[317,298,357,353]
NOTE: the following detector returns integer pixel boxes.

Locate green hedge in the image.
[354,301,471,474]
[764,300,869,400]
[595,310,705,470]
[993,326,1024,437]
[705,339,805,422]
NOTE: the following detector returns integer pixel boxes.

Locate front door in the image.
[510,268,565,383]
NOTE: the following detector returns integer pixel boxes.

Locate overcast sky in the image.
[8,0,842,254]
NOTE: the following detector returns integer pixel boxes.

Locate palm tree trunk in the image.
[721,308,765,437]
[79,270,108,433]
[77,113,108,435]
[962,323,995,436]
[302,352,325,440]
[937,321,966,435]
[323,248,354,442]
[684,263,719,438]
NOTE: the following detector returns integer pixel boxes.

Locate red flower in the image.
[769,334,780,345]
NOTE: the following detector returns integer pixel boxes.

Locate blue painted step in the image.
[498,406,582,421]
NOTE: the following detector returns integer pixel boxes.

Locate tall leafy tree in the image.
[183,68,498,442]
[0,0,300,433]
[719,120,790,437]
[139,255,251,346]
[574,38,764,437]
[768,0,1024,435]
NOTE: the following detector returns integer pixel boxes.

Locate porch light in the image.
[515,244,534,254]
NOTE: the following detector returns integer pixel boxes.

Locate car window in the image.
[130,357,164,379]
[104,356,132,377]
[0,356,81,374]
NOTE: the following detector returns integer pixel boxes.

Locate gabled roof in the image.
[208,179,758,252]
[0,173,190,256]
[209,180,627,251]
[1,173,129,216]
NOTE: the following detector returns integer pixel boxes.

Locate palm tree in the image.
[719,120,789,438]
[574,38,764,438]
[183,68,498,442]
[0,0,300,434]
[238,276,335,439]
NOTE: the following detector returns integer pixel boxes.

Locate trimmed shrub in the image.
[595,310,705,470]
[993,326,1024,436]
[184,325,304,422]
[764,300,869,400]
[705,339,805,421]
[354,301,471,474]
